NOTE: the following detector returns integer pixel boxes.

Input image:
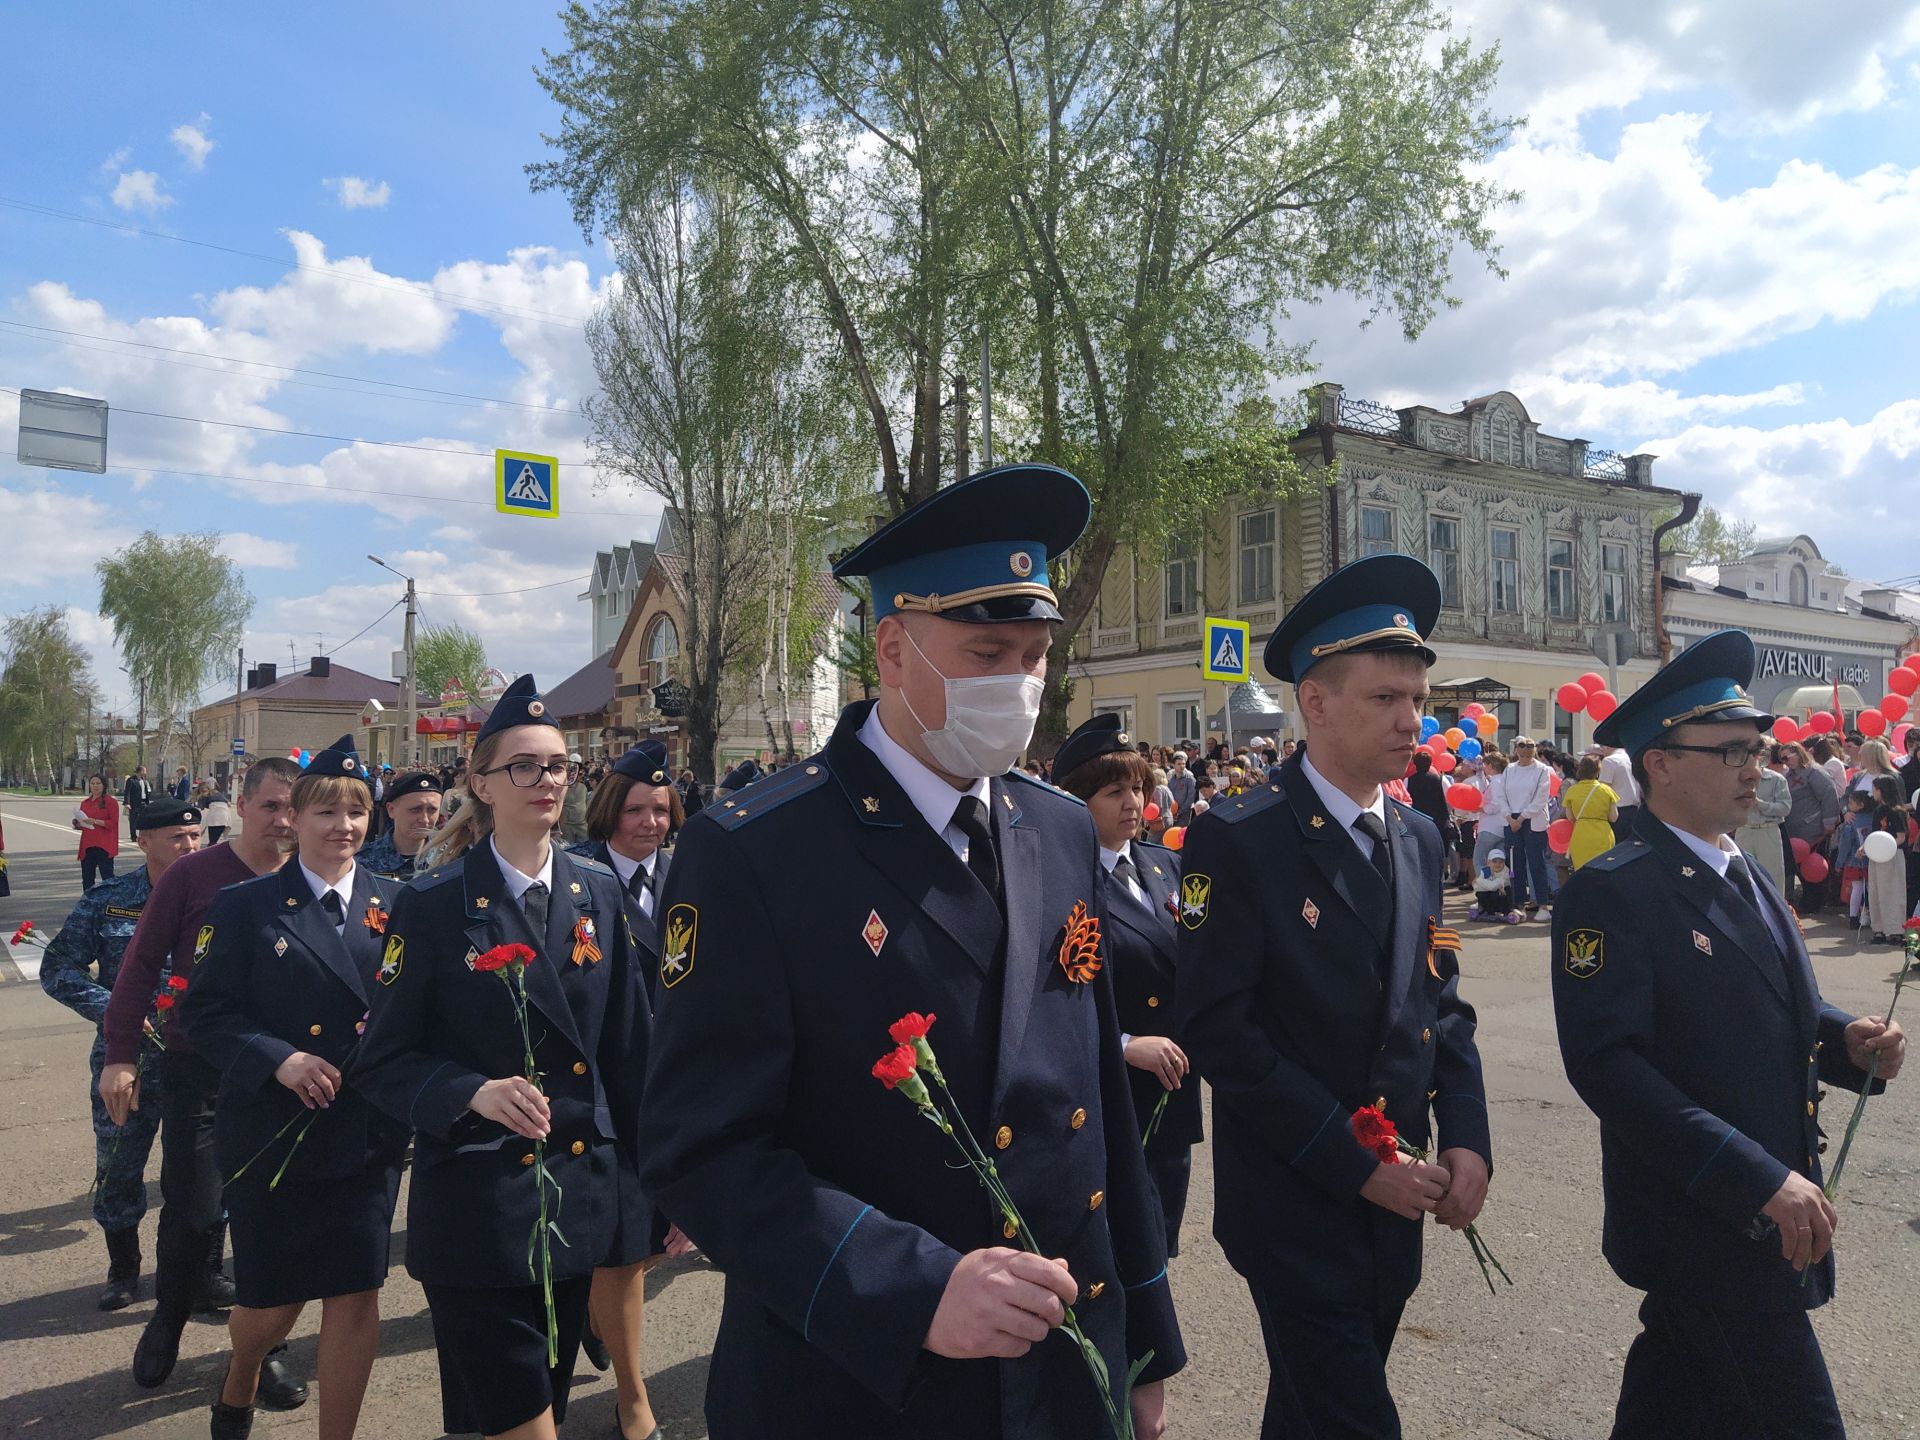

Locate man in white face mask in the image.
[638,464,1186,1440]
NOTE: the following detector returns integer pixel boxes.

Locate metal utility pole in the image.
[135,677,147,770]
[953,373,972,481]
[372,555,420,768]
[979,333,995,469]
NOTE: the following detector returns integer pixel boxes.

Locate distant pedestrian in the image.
[122,766,153,840]
[170,767,191,803]
[200,788,233,845]
[75,774,120,890]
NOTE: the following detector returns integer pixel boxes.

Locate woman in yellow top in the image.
[1561,754,1620,869]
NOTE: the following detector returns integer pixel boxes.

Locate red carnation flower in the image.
[154,994,175,1012]
[473,942,536,974]
[167,975,189,992]
[1351,1104,1401,1165]
[871,1043,919,1090]
[888,1012,937,1045]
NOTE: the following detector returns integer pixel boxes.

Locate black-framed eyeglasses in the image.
[1658,740,1770,768]
[480,760,571,788]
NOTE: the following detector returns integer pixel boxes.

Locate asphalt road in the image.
[2,790,1917,1438]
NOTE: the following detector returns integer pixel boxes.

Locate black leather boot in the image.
[135,1229,198,1387]
[196,1219,236,1313]
[209,1363,255,1440]
[99,1227,141,1312]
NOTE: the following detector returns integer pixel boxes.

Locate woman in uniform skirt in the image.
[568,738,683,1439]
[179,736,407,1440]
[1054,714,1205,1255]
[356,675,647,1440]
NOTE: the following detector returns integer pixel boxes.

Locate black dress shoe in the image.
[255,1345,308,1411]
[582,1326,611,1372]
[132,1313,184,1388]
[210,1365,255,1440]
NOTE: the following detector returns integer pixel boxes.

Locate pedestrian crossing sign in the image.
[494,449,559,519]
[1202,617,1251,681]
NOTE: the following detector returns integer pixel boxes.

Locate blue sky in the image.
[5,2,1920,717]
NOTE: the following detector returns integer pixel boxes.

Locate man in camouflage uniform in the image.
[355,769,443,879]
[39,797,204,1309]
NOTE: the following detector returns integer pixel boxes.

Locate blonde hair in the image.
[1856,738,1896,777]
[424,735,505,868]
[291,772,372,813]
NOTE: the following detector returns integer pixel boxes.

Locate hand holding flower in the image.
[470,1076,551,1139]
[1359,1157,1449,1220]
[1433,1147,1489,1230]
[274,1052,341,1110]
[1843,1014,1905,1080]
[925,1247,1078,1360]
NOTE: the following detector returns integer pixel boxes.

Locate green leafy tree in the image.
[414,623,489,706]
[96,532,252,769]
[1664,504,1759,567]
[0,607,99,788]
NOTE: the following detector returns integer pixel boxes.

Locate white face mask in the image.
[899,625,1045,779]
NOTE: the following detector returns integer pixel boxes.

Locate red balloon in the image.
[1461,703,1485,719]
[1433,751,1457,774]
[1772,716,1801,743]
[1799,853,1829,884]
[1859,710,1887,737]
[1163,826,1185,852]
[1548,771,1563,798]
[1556,682,1590,713]
[1142,803,1161,823]
[1446,783,1483,811]
[1586,690,1619,722]
[1427,734,1452,753]
[1880,693,1908,722]
[1807,711,1836,734]
[1547,818,1575,854]
[1889,667,1919,697]
[1790,837,1811,862]
[1905,654,1920,675]
[1577,672,1607,696]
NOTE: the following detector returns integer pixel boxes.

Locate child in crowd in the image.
[1471,848,1519,923]
[1833,789,1875,932]
[1868,775,1913,944]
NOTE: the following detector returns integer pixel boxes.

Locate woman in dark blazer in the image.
[1054,714,1205,1255]
[567,738,683,1437]
[356,676,647,1440]
[179,736,407,1439]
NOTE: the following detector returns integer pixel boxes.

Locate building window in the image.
[1165,533,1199,618]
[1546,537,1574,618]
[1093,702,1134,738]
[1490,526,1520,612]
[1360,505,1396,557]
[1428,515,1460,608]
[642,615,679,688]
[1162,698,1202,747]
[1790,565,1809,607]
[1601,542,1630,622]
[1238,511,1276,606]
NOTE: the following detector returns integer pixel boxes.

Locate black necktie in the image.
[626,859,649,902]
[1354,812,1394,890]
[1111,852,1141,895]
[319,890,346,930]
[952,795,1001,901]
[523,881,550,940]
[1725,852,1761,913]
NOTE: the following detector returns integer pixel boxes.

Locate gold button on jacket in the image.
[308,1024,323,1036]
[1069,1108,1087,1131]
[570,1140,587,1156]
[1088,1190,1105,1211]
[994,1125,1012,1150]
[572,1061,588,1075]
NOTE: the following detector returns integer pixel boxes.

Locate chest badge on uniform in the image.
[1563,928,1604,979]
[1426,919,1461,980]
[1310,815,1325,829]
[463,946,480,970]
[273,936,288,957]
[1681,866,1696,879]
[571,916,603,967]
[1693,930,1713,955]
[862,910,889,957]
[1179,873,1212,930]
[661,903,698,989]
[363,901,387,935]
[1302,898,1320,929]
[377,934,405,986]
[862,796,881,814]
[1056,900,1103,982]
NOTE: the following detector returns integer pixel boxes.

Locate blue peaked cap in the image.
[1593,629,1774,757]
[1265,553,1441,684]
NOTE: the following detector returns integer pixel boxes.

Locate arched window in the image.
[1789,565,1809,607]
[643,616,679,687]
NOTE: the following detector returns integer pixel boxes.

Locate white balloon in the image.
[1862,830,1899,865]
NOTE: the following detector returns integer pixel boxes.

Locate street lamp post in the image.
[369,556,419,769]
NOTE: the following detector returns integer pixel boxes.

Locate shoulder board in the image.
[708,761,832,829]
[410,865,462,892]
[570,855,614,878]
[1213,782,1287,825]
[1583,838,1652,873]
[563,841,597,858]
[1006,769,1085,807]
[1134,836,1173,861]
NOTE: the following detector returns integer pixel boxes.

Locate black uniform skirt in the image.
[600,1151,669,1268]
[227,1162,402,1309]
[423,1276,593,1435]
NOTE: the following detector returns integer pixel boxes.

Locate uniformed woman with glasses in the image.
[357,676,648,1440]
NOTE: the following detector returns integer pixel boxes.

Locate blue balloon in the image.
[1420,716,1440,740]
[1458,737,1483,759]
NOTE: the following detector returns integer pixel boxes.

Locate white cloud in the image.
[110,170,172,213]
[220,533,298,569]
[330,177,392,210]
[99,147,131,174]
[208,231,455,356]
[170,117,213,170]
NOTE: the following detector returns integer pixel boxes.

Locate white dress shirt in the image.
[606,846,657,917]
[859,704,992,863]
[299,859,356,930]
[1100,844,1150,908]
[1301,751,1388,860]
[490,835,555,911]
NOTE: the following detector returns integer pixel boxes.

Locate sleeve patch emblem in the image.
[192,925,214,965]
[661,904,698,988]
[1563,928,1605,979]
[1179,873,1212,930]
[378,934,405,986]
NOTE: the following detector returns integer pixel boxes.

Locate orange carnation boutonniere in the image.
[1056,900,1102,983]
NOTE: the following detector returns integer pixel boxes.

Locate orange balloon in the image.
[1474,714,1498,737]
[1163,826,1185,851]
[1444,727,1467,748]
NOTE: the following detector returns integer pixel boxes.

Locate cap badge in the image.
[1009,550,1034,578]
[343,758,357,772]
[1394,613,1411,628]
[527,700,546,718]
[1116,732,1130,746]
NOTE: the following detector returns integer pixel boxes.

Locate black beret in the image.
[475,673,559,746]
[385,770,442,800]
[133,797,201,831]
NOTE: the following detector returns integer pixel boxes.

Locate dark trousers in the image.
[1614,804,1640,838]
[205,826,226,845]
[81,851,115,891]
[1613,1293,1842,1439]
[1508,825,1555,909]
[1249,1277,1406,1440]
[1143,1142,1192,1259]
[154,1052,224,1324]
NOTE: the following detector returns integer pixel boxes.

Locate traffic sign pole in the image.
[1201,617,1253,758]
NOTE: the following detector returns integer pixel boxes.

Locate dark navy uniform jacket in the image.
[355,842,646,1287]
[1175,751,1491,1307]
[567,839,671,1004]
[179,863,410,1186]
[41,866,155,1026]
[638,701,1184,1439]
[1551,812,1882,1311]
[1105,839,1202,1152]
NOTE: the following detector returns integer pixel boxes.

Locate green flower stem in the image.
[1398,1138,1510,1297]
[1822,947,1912,1202]
[1141,1092,1170,1149]
[503,966,564,1367]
